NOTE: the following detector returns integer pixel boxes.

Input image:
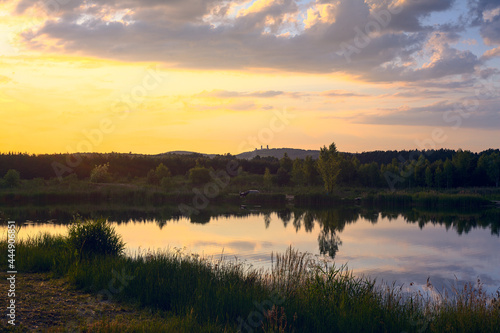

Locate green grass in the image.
[1,223,499,332]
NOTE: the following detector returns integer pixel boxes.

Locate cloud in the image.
[6,0,495,83]
[481,46,500,60]
[467,0,500,45]
[389,88,447,99]
[356,98,500,129]
[321,89,366,97]
[363,32,481,82]
[481,14,500,45]
[188,100,258,111]
[198,89,284,98]
[380,0,455,32]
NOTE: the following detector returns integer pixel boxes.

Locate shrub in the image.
[155,163,171,179]
[90,163,111,183]
[68,218,125,259]
[4,169,21,188]
[188,167,211,184]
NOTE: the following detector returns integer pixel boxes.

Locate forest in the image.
[0,145,499,190]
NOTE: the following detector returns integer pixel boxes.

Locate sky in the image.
[0,0,499,155]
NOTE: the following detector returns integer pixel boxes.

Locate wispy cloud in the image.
[355,99,500,129]
[197,89,284,98]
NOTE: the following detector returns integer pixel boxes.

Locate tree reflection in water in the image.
[2,204,498,260]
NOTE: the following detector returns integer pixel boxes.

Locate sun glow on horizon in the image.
[1,0,499,155]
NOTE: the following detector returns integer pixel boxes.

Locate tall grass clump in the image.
[67,248,271,327]
[67,218,125,259]
[428,280,500,332]
[0,231,73,275]
[264,247,418,332]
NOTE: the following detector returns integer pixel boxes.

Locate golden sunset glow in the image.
[1,0,499,154]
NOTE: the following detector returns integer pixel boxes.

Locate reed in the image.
[1,225,499,332]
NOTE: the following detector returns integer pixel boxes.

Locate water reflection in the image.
[1,205,499,292]
[2,205,499,237]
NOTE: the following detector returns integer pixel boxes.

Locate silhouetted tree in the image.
[317,142,341,193]
[478,152,500,187]
[452,149,475,187]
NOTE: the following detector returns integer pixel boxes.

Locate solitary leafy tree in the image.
[90,163,111,183]
[317,142,341,193]
[4,169,20,188]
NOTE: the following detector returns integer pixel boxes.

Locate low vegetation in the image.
[68,218,126,259]
[1,220,499,332]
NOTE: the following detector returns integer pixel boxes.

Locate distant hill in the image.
[159,148,472,164]
[236,148,319,160]
[157,151,216,158]
[158,148,320,160]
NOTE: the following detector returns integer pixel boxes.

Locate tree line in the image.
[0,145,499,189]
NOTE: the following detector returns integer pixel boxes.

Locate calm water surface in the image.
[7,207,500,293]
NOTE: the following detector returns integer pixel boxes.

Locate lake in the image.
[2,205,500,294]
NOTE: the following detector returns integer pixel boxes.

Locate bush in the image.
[90,163,111,183]
[188,167,211,184]
[155,163,171,179]
[4,169,21,188]
[68,218,125,259]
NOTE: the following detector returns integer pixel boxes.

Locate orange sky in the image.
[1,0,499,154]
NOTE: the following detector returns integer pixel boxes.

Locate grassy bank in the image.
[1,220,499,332]
[2,177,500,209]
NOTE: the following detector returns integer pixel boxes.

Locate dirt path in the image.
[0,272,153,332]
